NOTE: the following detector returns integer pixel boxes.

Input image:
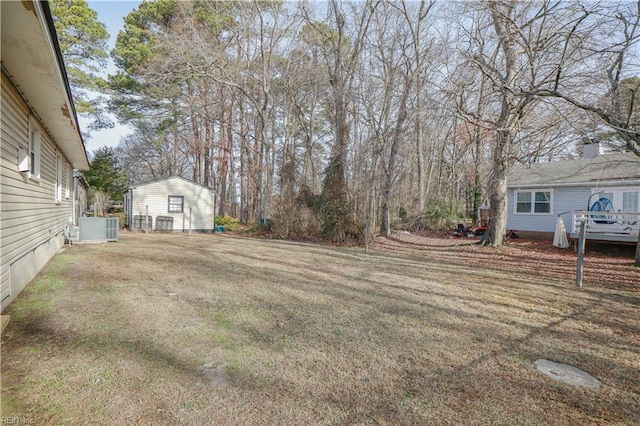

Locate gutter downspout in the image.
[129,189,133,229]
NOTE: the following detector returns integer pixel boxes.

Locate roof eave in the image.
[37,0,89,170]
[508,178,640,189]
[1,1,89,170]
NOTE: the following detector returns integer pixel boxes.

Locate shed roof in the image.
[127,176,214,192]
[507,153,640,188]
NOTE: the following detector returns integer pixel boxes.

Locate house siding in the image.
[128,177,215,232]
[507,184,640,234]
[507,187,591,233]
[1,75,75,311]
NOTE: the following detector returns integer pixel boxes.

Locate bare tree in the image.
[302,0,379,243]
[362,1,435,236]
[534,1,640,156]
[454,0,583,246]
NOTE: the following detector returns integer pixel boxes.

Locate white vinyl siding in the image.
[1,74,76,311]
[128,177,215,232]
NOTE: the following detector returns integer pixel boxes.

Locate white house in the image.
[1,1,89,311]
[506,143,640,242]
[124,176,216,232]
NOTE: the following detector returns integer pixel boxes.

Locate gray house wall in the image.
[125,177,215,232]
[507,184,640,234]
[506,152,640,237]
[506,187,591,233]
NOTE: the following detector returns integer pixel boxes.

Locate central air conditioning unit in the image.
[64,224,80,244]
[78,217,119,242]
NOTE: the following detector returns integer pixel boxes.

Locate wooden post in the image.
[212,191,217,233]
[365,215,370,254]
[576,220,586,288]
[145,205,149,234]
[189,207,192,234]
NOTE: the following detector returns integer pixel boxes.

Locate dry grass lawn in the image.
[1,232,639,425]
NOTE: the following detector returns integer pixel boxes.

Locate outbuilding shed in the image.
[124,176,216,232]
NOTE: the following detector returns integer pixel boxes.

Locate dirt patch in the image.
[197,362,230,388]
[1,231,638,424]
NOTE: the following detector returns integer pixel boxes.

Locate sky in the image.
[80,1,141,154]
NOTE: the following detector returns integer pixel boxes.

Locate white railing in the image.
[571,211,640,235]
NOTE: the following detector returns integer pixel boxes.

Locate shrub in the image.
[426,198,464,230]
[110,212,127,229]
[215,215,239,231]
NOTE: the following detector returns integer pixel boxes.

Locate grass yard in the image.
[1,232,639,424]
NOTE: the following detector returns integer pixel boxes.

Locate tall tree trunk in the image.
[483,0,519,246]
[380,82,410,236]
[316,0,376,243]
[321,91,349,242]
[239,96,249,223]
[217,87,231,216]
[415,101,425,212]
[486,131,510,246]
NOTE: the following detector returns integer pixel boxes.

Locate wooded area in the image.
[54,0,640,244]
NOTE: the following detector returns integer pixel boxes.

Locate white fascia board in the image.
[34,2,77,133]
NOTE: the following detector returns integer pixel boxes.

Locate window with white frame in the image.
[55,154,62,203]
[65,164,71,199]
[623,191,639,212]
[591,189,639,212]
[515,190,552,214]
[168,195,184,213]
[29,118,41,180]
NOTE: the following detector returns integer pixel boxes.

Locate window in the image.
[534,191,551,213]
[168,195,184,213]
[515,190,552,214]
[28,118,41,179]
[65,164,71,199]
[516,192,532,213]
[623,191,639,212]
[55,154,62,203]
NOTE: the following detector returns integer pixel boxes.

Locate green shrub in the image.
[426,198,463,230]
[110,212,127,229]
[215,215,240,231]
